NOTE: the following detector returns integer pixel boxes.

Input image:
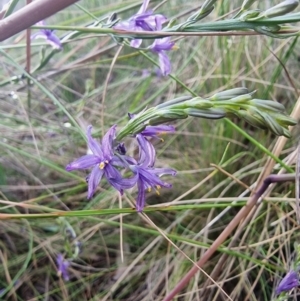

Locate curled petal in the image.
[142,125,176,137]
[154,14,167,30]
[110,155,137,167]
[151,37,174,52]
[136,134,156,167]
[66,155,100,171]
[101,125,117,159]
[87,125,103,157]
[158,52,171,76]
[87,166,104,199]
[136,180,146,212]
[105,164,137,193]
[149,167,177,177]
[46,33,62,49]
[105,164,123,181]
[108,173,139,194]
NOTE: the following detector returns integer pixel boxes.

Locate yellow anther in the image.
[99,162,106,169]
[155,185,161,195]
[147,187,151,193]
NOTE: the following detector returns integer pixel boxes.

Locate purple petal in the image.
[108,173,139,193]
[154,14,167,30]
[276,270,299,294]
[136,134,156,167]
[87,166,104,199]
[151,37,174,52]
[149,167,177,177]
[87,125,103,157]
[105,163,122,180]
[137,0,150,14]
[136,180,146,212]
[46,33,62,49]
[111,155,137,166]
[31,21,62,50]
[114,20,135,31]
[142,125,175,137]
[105,164,138,193]
[66,155,100,171]
[101,125,117,159]
[56,254,70,281]
[135,14,167,31]
[36,21,45,26]
[130,38,143,48]
[158,51,171,76]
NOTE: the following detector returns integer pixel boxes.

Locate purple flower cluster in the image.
[114,0,174,75]
[66,122,176,212]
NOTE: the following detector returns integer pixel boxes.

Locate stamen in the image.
[155,185,161,195]
[99,162,106,169]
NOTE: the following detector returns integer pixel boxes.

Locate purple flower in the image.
[128,114,175,167]
[136,133,156,167]
[138,124,175,166]
[141,124,176,138]
[150,37,175,76]
[66,125,134,198]
[276,270,299,295]
[130,164,176,212]
[114,0,167,48]
[32,21,62,50]
[56,254,70,281]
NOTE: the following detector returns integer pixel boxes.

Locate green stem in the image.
[0,203,246,219]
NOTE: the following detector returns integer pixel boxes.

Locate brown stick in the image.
[0,0,79,42]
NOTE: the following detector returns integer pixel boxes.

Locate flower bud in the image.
[239,9,261,21]
[185,108,226,119]
[200,0,218,13]
[185,98,214,109]
[236,110,267,129]
[262,0,299,18]
[251,99,286,112]
[209,87,249,101]
[156,96,192,109]
[241,0,258,10]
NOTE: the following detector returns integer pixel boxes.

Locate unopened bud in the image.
[185,108,226,119]
[241,0,258,10]
[200,0,218,13]
[210,87,249,101]
[156,96,192,109]
[239,9,261,21]
[262,0,299,18]
[251,99,286,112]
[185,98,214,109]
[236,110,267,129]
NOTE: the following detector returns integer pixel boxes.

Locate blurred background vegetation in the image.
[0,0,300,300]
